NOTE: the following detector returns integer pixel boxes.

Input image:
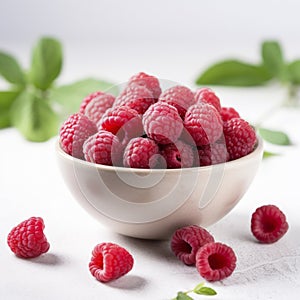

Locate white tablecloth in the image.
[0,43,300,299]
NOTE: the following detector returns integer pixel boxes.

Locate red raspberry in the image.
[251,205,289,244]
[128,72,162,99]
[79,91,105,114]
[143,102,183,144]
[195,88,221,112]
[184,103,223,146]
[223,118,257,160]
[220,107,240,122]
[196,242,237,281]
[99,106,143,144]
[59,113,97,159]
[83,131,122,166]
[197,143,229,166]
[114,83,155,114]
[84,93,115,124]
[159,85,195,118]
[171,225,215,266]
[160,140,195,168]
[123,137,159,168]
[89,242,134,283]
[7,217,50,259]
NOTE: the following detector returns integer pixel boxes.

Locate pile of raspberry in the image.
[59,72,257,169]
[170,204,289,282]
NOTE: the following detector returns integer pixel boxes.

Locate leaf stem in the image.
[253,103,282,129]
[172,282,217,299]
[284,83,300,107]
[254,82,300,128]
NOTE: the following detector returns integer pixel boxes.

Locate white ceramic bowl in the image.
[56,137,263,239]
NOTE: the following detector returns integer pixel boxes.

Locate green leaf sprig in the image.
[0,37,114,142]
[196,40,300,94]
[172,282,217,300]
[195,40,295,155]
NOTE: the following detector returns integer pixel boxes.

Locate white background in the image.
[1,1,300,299]
[1,0,300,45]
[1,0,300,85]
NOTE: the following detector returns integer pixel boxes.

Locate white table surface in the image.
[1,43,300,300]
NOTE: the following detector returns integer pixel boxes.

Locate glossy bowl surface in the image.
[56,137,263,239]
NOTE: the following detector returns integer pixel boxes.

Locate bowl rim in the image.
[56,136,263,173]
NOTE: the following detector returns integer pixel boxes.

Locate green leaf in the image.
[195,60,272,86]
[0,90,21,128]
[193,282,205,292]
[10,90,59,142]
[287,60,300,84]
[258,128,291,145]
[0,51,26,85]
[193,287,217,296]
[29,37,63,90]
[261,41,286,80]
[49,78,117,118]
[0,111,10,129]
[0,90,21,109]
[263,151,279,159]
[175,292,194,300]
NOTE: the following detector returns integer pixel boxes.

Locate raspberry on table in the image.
[159,85,195,118]
[197,142,229,167]
[114,83,155,114]
[220,107,240,122]
[123,137,159,168]
[84,93,115,124]
[184,103,223,146]
[89,242,134,283]
[195,88,221,112]
[251,205,289,244]
[128,72,162,99]
[196,242,237,281]
[143,102,183,145]
[99,106,143,144]
[79,91,105,114]
[7,217,50,259]
[59,113,98,159]
[160,140,195,168]
[171,225,215,265]
[83,130,122,166]
[223,117,257,160]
